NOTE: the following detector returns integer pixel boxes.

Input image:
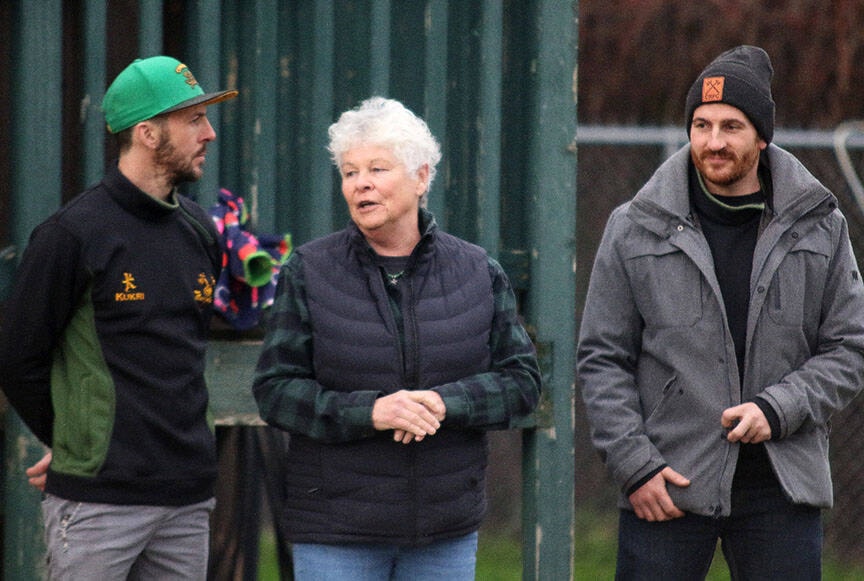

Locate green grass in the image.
[257,529,281,580]
[475,534,522,581]
[257,510,864,579]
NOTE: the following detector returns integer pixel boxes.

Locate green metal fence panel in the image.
[422,0,449,221]
[476,0,503,258]
[2,2,577,578]
[520,1,578,577]
[83,2,107,188]
[290,0,337,242]
[186,0,229,208]
[215,0,243,209]
[5,3,64,579]
[369,0,392,95]
[139,0,163,56]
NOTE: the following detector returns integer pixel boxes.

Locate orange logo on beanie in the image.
[702,77,725,102]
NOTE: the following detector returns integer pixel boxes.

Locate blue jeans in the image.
[616,485,822,581]
[291,531,479,581]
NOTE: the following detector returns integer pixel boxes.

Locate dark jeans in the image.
[616,484,822,581]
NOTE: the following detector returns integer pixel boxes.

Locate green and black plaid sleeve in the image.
[431,257,542,429]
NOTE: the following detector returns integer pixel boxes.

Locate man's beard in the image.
[693,147,759,188]
[154,134,203,187]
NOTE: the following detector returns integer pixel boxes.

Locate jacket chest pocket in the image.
[625,246,703,328]
[765,237,830,327]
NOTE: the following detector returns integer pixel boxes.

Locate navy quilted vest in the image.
[282,215,494,545]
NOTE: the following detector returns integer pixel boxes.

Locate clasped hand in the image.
[371,389,446,444]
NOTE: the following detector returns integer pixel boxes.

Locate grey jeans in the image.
[41,494,215,580]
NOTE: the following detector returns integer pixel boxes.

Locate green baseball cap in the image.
[102,55,238,133]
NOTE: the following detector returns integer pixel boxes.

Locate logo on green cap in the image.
[175,62,199,89]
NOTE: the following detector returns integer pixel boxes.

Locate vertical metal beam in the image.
[233,5,258,226]
[138,0,163,57]
[217,1,241,196]
[521,0,577,579]
[422,0,448,221]
[306,1,336,240]
[224,0,280,232]
[5,2,64,578]
[186,0,227,208]
[437,1,480,242]
[476,0,503,258]
[82,1,106,189]
[369,0,391,95]
[245,0,279,234]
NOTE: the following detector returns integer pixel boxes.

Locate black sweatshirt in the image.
[0,163,222,506]
[690,160,781,490]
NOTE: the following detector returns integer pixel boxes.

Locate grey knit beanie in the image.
[685,45,775,143]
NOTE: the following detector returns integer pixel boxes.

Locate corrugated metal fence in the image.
[0,1,577,579]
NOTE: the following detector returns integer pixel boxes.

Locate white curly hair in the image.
[327,97,442,191]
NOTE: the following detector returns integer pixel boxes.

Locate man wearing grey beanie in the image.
[578,45,864,579]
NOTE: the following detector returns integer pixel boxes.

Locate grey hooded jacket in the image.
[577,144,864,517]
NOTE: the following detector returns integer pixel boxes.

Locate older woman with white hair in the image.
[253,97,541,580]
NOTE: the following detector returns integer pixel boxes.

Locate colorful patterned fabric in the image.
[209,188,291,330]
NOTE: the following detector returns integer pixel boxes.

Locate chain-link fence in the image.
[575,125,864,567]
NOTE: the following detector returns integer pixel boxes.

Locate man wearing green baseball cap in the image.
[103,55,238,134]
[0,55,237,579]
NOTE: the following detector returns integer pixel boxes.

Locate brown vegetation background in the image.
[578,0,864,129]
